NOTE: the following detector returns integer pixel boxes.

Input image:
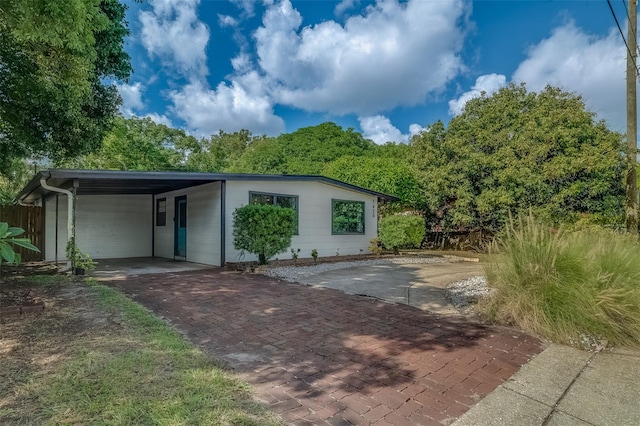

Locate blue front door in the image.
[174,196,187,257]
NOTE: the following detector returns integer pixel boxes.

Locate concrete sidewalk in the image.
[453,344,640,425]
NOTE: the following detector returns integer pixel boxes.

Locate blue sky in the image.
[117,0,631,144]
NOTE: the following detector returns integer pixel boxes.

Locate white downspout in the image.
[40,179,73,270]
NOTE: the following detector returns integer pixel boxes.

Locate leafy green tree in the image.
[228,137,285,174]
[410,84,625,232]
[231,122,377,174]
[379,215,425,254]
[0,0,132,170]
[232,204,295,264]
[0,159,39,204]
[374,142,413,160]
[323,156,425,212]
[188,130,265,172]
[70,116,199,171]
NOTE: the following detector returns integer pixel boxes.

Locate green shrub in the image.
[482,213,640,348]
[232,204,295,264]
[378,215,425,254]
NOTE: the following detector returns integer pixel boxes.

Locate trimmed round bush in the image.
[233,204,295,264]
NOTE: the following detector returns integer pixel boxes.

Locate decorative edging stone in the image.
[0,302,45,317]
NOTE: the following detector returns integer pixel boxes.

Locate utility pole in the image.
[627,0,638,234]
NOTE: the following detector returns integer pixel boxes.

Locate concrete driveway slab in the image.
[454,343,640,426]
[286,261,484,314]
[502,345,591,406]
[555,351,640,425]
[112,269,542,425]
[452,386,552,426]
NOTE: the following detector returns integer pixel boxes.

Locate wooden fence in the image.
[0,205,43,261]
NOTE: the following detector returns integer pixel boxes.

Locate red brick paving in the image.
[112,269,543,425]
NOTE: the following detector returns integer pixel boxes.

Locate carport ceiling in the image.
[57,177,218,195]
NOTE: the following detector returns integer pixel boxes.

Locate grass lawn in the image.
[0,275,280,425]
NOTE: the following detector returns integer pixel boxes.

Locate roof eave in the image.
[14,169,401,203]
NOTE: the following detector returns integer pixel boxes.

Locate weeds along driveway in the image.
[113,269,542,425]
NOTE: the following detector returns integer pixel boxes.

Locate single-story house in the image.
[15,169,399,266]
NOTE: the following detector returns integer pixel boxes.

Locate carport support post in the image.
[71,180,78,271]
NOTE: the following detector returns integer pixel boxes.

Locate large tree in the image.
[187,129,262,172]
[230,122,377,174]
[323,155,424,212]
[410,84,625,231]
[69,116,199,171]
[0,0,132,170]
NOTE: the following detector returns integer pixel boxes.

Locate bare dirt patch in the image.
[0,279,127,423]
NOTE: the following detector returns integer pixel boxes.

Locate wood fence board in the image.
[0,205,44,261]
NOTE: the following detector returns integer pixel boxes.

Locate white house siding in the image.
[224,180,378,263]
[44,194,68,262]
[44,194,152,260]
[77,195,152,259]
[154,182,222,266]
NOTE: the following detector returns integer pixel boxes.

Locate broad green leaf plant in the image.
[0,222,40,266]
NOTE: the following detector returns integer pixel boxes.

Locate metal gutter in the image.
[220,180,226,267]
[39,177,73,269]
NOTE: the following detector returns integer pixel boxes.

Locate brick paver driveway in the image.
[113,269,543,425]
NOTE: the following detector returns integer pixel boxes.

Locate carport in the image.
[15,169,224,267]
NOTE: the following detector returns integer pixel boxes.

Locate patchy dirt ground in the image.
[0,279,128,424]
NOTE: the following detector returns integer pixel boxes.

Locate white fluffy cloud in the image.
[138,0,285,136]
[116,82,145,116]
[170,78,285,136]
[136,0,470,138]
[335,0,358,16]
[139,0,210,79]
[359,115,424,144]
[255,0,468,115]
[145,113,174,127]
[230,0,259,17]
[448,73,507,115]
[513,22,625,130]
[218,14,239,28]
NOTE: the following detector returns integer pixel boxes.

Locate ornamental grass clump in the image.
[482,213,640,347]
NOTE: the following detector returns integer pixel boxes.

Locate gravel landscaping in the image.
[446,275,493,309]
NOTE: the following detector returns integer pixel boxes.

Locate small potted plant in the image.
[66,238,95,275]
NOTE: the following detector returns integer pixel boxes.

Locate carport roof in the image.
[16,169,400,204]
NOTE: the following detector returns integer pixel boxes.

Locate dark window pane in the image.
[178,201,187,227]
[332,200,365,234]
[156,198,166,226]
[276,196,295,209]
[251,194,274,205]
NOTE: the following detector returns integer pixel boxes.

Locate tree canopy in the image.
[71,116,199,171]
[230,122,377,174]
[410,84,625,231]
[0,0,132,170]
[323,156,424,212]
[187,129,260,172]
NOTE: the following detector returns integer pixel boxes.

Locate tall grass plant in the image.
[482,213,640,347]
